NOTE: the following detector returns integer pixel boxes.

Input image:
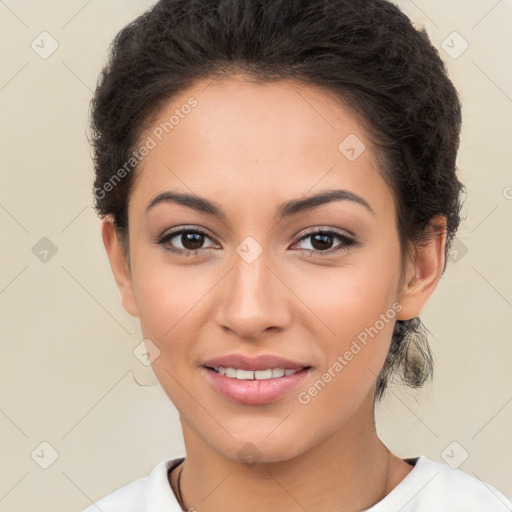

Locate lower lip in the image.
[203,367,310,405]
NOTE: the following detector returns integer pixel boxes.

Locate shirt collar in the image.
[146,456,185,512]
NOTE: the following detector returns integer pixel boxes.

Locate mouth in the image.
[202,364,312,405]
[205,366,311,380]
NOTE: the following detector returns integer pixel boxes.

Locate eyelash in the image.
[155,227,359,258]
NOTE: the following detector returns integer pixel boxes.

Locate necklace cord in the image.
[176,465,186,511]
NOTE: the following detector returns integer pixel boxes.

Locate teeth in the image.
[214,367,299,380]
[225,367,237,378]
[255,369,272,380]
[236,369,254,380]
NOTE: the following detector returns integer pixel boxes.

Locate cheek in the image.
[291,244,400,390]
[296,279,397,424]
[306,281,395,394]
[292,245,400,339]
[129,247,211,344]
[129,256,211,404]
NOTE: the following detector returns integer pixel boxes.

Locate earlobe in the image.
[396,215,447,321]
[101,217,139,317]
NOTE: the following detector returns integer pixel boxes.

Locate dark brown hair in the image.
[89,0,464,400]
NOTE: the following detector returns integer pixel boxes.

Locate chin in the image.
[205,429,312,466]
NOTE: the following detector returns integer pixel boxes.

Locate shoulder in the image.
[368,456,512,512]
[82,474,147,512]
[421,457,512,511]
[82,457,185,512]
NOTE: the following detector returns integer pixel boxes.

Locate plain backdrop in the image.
[0,1,511,510]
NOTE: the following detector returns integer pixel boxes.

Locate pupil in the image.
[311,233,332,251]
[183,232,203,250]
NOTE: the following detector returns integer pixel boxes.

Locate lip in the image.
[202,353,310,371]
[201,353,312,405]
[202,366,311,405]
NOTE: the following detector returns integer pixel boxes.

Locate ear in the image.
[101,217,139,317]
[396,215,447,321]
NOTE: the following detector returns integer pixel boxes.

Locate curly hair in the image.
[89,0,464,400]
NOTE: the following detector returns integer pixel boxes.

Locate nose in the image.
[214,250,293,341]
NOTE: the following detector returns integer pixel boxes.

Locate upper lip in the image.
[202,353,311,371]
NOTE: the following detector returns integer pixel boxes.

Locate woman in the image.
[84,0,511,510]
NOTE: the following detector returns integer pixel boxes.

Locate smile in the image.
[203,366,311,405]
[210,367,302,380]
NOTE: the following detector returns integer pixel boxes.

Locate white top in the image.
[83,455,512,512]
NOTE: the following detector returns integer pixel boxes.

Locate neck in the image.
[171,391,409,512]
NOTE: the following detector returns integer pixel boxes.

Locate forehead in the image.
[130,75,394,220]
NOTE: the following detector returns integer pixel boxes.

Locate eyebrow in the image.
[145,188,375,220]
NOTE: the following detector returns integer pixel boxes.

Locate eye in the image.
[155,227,218,256]
[155,227,359,258]
[292,229,359,257]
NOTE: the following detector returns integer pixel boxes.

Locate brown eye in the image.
[156,228,218,255]
[179,232,205,250]
[309,232,335,251]
[293,230,358,256]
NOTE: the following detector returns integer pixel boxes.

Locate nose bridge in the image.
[215,241,290,337]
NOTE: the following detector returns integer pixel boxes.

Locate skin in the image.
[102,75,447,512]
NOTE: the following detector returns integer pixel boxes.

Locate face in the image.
[104,75,440,464]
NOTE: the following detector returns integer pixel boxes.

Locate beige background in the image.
[0,0,511,510]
